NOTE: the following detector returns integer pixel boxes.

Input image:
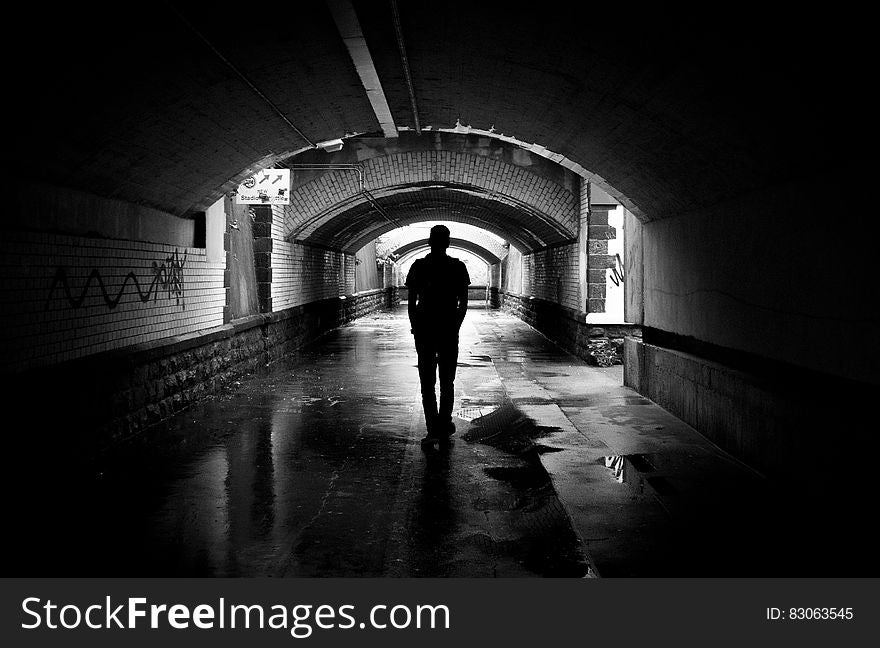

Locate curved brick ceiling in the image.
[287,132,579,195]
[395,246,491,275]
[282,134,579,244]
[10,2,866,223]
[376,221,506,260]
[306,187,556,252]
[294,183,571,252]
[393,238,502,265]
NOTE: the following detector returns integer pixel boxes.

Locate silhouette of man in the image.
[406,225,470,440]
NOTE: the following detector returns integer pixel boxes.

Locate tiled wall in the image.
[513,243,580,312]
[0,229,225,373]
[271,241,349,310]
[266,203,356,311]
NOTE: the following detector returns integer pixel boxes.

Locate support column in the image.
[251,204,274,314]
[223,197,261,321]
[581,182,618,314]
[587,208,615,313]
[577,178,590,312]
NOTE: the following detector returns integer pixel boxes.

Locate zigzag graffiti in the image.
[607,253,625,287]
[46,249,187,310]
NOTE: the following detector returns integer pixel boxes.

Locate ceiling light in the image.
[317,139,344,153]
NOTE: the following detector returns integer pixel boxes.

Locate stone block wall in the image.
[3,288,398,460]
[263,293,381,363]
[585,208,617,313]
[3,318,262,458]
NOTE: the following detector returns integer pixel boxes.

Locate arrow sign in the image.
[235,169,291,205]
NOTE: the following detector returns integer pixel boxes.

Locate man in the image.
[405,225,470,442]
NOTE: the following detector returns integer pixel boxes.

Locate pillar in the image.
[251,204,274,314]
[579,180,618,314]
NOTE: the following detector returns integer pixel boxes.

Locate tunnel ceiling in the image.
[305,187,558,253]
[293,184,572,253]
[377,221,507,261]
[393,238,502,265]
[10,2,867,222]
[282,135,578,253]
[286,132,579,192]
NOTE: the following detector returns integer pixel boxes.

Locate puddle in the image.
[462,402,552,455]
[453,407,495,421]
[601,454,676,498]
[461,402,572,459]
[626,454,655,472]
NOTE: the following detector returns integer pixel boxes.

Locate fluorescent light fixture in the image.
[317,138,345,153]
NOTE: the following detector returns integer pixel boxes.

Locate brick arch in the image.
[393,238,501,265]
[282,148,577,252]
[376,221,507,260]
[307,187,553,253]
[395,247,494,288]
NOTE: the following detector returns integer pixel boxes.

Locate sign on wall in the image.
[235,169,290,205]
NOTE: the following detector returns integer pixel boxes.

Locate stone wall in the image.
[624,331,877,485]
[584,207,617,314]
[3,288,397,460]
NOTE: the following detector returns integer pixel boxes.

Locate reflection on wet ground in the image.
[8,306,868,577]
[12,307,590,577]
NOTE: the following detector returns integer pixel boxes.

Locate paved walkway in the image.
[20,306,818,576]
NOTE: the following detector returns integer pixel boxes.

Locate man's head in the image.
[429,224,450,254]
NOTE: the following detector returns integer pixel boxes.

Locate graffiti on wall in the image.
[607,253,625,287]
[46,249,187,310]
[152,250,187,305]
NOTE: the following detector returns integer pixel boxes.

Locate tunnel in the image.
[1,1,876,578]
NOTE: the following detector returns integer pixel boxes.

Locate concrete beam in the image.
[326,0,398,138]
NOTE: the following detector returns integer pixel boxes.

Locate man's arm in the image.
[456,285,468,327]
[408,285,419,333]
[456,263,469,327]
[405,262,418,334]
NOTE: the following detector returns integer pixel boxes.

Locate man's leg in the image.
[437,335,459,434]
[415,336,439,435]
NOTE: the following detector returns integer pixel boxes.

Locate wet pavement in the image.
[7,306,864,576]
